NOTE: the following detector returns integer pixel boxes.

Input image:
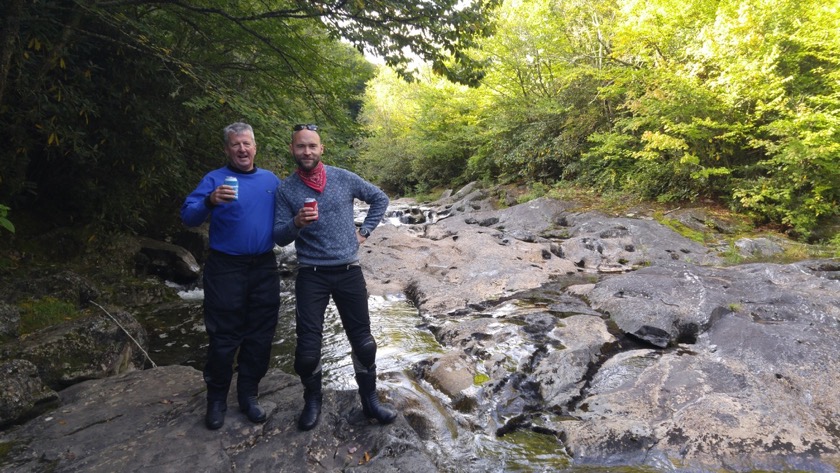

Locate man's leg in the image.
[294,267,331,430]
[236,254,280,423]
[333,266,397,425]
[202,254,249,429]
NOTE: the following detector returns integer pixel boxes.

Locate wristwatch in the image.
[359,227,371,238]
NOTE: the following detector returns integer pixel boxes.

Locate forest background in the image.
[0,0,838,248]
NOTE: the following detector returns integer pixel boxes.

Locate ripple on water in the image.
[152,287,440,387]
[316,294,445,390]
[149,283,584,472]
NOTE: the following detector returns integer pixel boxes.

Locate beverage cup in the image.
[304,198,318,220]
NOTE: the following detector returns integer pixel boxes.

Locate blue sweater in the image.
[273,165,389,266]
[181,165,280,256]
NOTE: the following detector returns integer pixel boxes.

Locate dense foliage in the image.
[357,0,840,239]
[3,0,836,240]
[0,0,498,235]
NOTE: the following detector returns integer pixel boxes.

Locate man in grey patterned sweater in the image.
[273,124,396,431]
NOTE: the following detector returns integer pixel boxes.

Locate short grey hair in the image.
[223,122,255,146]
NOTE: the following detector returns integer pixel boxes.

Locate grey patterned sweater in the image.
[273,165,389,266]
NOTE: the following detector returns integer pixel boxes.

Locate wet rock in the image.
[0,366,435,473]
[0,301,20,339]
[1,308,149,390]
[0,359,59,429]
[171,225,209,264]
[531,314,616,411]
[274,243,299,276]
[734,236,784,258]
[561,343,840,471]
[421,351,476,411]
[540,260,840,470]
[135,237,201,283]
[1,270,100,307]
[431,314,529,383]
[587,265,716,348]
[588,261,840,349]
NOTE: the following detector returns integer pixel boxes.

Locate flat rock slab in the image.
[0,366,435,473]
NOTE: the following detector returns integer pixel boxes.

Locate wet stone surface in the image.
[2,192,840,472]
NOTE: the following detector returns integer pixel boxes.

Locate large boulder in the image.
[559,211,722,270]
[531,313,616,410]
[361,198,580,315]
[587,260,840,349]
[1,308,150,389]
[522,260,840,471]
[171,225,210,265]
[0,359,59,429]
[135,237,201,283]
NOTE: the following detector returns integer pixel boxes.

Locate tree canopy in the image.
[0,0,499,234]
[2,0,837,241]
[357,0,840,239]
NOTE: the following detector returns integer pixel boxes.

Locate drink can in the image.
[224,176,239,200]
[304,198,318,220]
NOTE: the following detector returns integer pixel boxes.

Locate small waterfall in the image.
[355,201,446,227]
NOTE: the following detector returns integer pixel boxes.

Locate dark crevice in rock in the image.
[564,330,657,414]
[403,280,423,309]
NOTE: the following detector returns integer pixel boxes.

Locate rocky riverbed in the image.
[1,184,839,472]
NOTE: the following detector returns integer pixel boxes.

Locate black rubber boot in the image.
[297,372,322,431]
[237,378,267,423]
[205,400,227,430]
[238,395,267,423]
[355,369,397,425]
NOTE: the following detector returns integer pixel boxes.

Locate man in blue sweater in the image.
[181,122,281,430]
[273,124,396,431]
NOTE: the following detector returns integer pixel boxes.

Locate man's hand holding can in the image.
[293,198,318,228]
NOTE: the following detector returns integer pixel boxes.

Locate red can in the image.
[304,198,318,220]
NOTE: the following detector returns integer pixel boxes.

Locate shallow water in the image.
[145,280,440,391]
[143,278,659,472]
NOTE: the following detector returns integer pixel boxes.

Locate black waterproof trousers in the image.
[202,250,280,402]
[293,264,377,378]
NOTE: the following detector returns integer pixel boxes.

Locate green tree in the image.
[356,68,420,194]
[463,0,612,183]
[358,0,839,238]
[0,0,498,234]
[699,0,840,236]
[580,0,840,235]
[358,67,485,195]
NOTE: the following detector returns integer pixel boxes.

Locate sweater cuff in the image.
[203,195,215,209]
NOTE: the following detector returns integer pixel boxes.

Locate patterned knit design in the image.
[274,165,389,266]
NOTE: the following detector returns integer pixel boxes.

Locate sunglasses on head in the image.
[293,124,319,131]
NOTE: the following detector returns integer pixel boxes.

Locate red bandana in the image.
[296,161,326,193]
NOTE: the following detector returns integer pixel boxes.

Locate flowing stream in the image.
[150,279,441,389]
[141,276,585,472]
[141,204,646,471]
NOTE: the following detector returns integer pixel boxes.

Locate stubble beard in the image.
[296,156,320,171]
